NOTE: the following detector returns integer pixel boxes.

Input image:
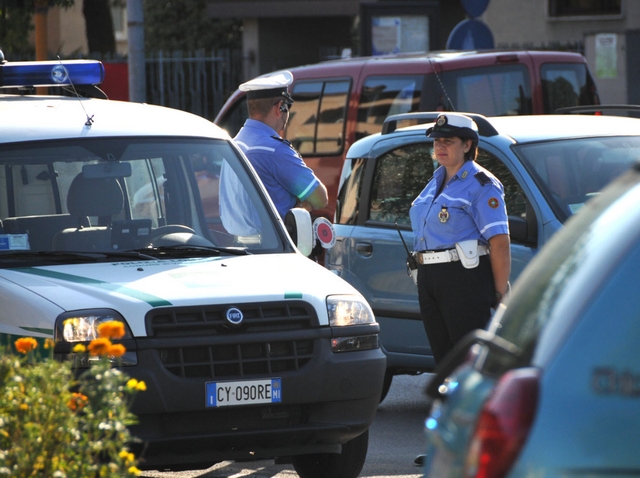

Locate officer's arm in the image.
[299,182,328,212]
[488,233,511,301]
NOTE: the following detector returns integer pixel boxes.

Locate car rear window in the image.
[541,62,599,113]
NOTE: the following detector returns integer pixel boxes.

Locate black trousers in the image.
[417,255,495,364]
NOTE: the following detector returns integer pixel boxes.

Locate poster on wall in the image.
[371,15,429,56]
[595,33,617,79]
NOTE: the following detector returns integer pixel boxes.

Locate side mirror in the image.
[284,208,313,256]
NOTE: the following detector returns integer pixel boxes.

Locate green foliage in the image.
[0,0,75,58]
[0,339,142,476]
[143,0,242,51]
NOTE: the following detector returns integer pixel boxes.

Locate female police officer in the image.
[409,113,511,365]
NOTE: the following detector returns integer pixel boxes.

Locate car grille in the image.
[146,301,318,379]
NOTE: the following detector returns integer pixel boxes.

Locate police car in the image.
[0,54,385,475]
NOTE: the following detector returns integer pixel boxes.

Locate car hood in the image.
[0,253,357,337]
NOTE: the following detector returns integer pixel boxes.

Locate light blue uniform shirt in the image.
[234,119,320,219]
[409,160,509,251]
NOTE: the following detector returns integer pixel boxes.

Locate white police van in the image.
[0,53,385,475]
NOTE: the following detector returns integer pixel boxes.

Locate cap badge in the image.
[438,206,449,223]
[436,116,448,127]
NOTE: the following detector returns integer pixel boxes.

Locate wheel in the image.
[292,430,369,478]
[379,371,393,403]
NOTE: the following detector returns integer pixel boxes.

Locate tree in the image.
[82,0,116,55]
[143,0,241,52]
[0,0,73,58]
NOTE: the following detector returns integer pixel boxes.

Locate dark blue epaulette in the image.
[475,171,492,186]
[271,135,292,147]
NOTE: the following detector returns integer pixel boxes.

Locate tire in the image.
[379,371,393,403]
[292,430,369,478]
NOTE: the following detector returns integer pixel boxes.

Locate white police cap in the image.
[426,113,478,142]
[239,70,294,103]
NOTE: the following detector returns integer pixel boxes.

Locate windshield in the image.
[513,135,640,222]
[0,137,283,263]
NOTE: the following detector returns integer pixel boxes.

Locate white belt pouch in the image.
[455,239,480,269]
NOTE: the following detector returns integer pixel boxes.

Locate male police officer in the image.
[233,71,328,219]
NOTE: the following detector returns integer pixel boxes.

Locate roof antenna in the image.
[56,55,94,127]
[427,57,456,111]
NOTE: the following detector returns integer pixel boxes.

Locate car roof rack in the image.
[0,51,105,97]
[382,111,499,137]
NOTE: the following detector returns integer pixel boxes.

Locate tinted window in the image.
[368,143,435,226]
[287,79,350,155]
[541,63,598,113]
[548,0,621,16]
[439,65,532,116]
[356,76,423,141]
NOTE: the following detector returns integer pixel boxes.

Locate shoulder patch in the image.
[474,171,492,186]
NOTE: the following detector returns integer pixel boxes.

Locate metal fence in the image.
[145,49,243,121]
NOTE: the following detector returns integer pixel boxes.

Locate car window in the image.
[368,143,435,226]
[287,79,351,155]
[336,158,366,225]
[476,150,528,220]
[356,75,423,141]
[0,138,282,254]
[439,65,533,116]
[541,63,598,113]
[216,96,247,138]
[513,136,640,222]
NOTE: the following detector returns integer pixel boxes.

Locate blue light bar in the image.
[0,60,105,88]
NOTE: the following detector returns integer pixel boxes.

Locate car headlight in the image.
[327,295,375,326]
[55,309,133,342]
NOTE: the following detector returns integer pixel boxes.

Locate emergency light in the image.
[0,59,105,88]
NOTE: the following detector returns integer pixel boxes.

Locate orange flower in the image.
[67,392,88,411]
[97,321,126,339]
[87,337,112,356]
[15,337,38,354]
[107,343,126,357]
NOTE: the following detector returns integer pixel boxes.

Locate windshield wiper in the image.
[0,250,157,265]
[138,245,251,258]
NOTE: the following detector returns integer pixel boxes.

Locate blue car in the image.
[325,111,640,399]
[423,156,640,477]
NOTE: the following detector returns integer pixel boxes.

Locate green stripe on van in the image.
[12,267,172,307]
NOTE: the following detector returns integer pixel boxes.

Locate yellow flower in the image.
[126,378,139,390]
[44,338,55,349]
[97,321,126,339]
[128,466,141,476]
[19,403,28,411]
[72,344,87,353]
[107,343,126,357]
[136,381,147,392]
[15,337,38,354]
[87,337,112,356]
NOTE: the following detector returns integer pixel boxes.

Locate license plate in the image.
[205,378,282,407]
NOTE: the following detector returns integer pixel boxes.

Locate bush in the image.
[0,324,144,477]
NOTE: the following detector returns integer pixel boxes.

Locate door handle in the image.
[355,242,372,257]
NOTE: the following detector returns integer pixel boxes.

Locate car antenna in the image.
[56,56,95,127]
[427,57,456,111]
